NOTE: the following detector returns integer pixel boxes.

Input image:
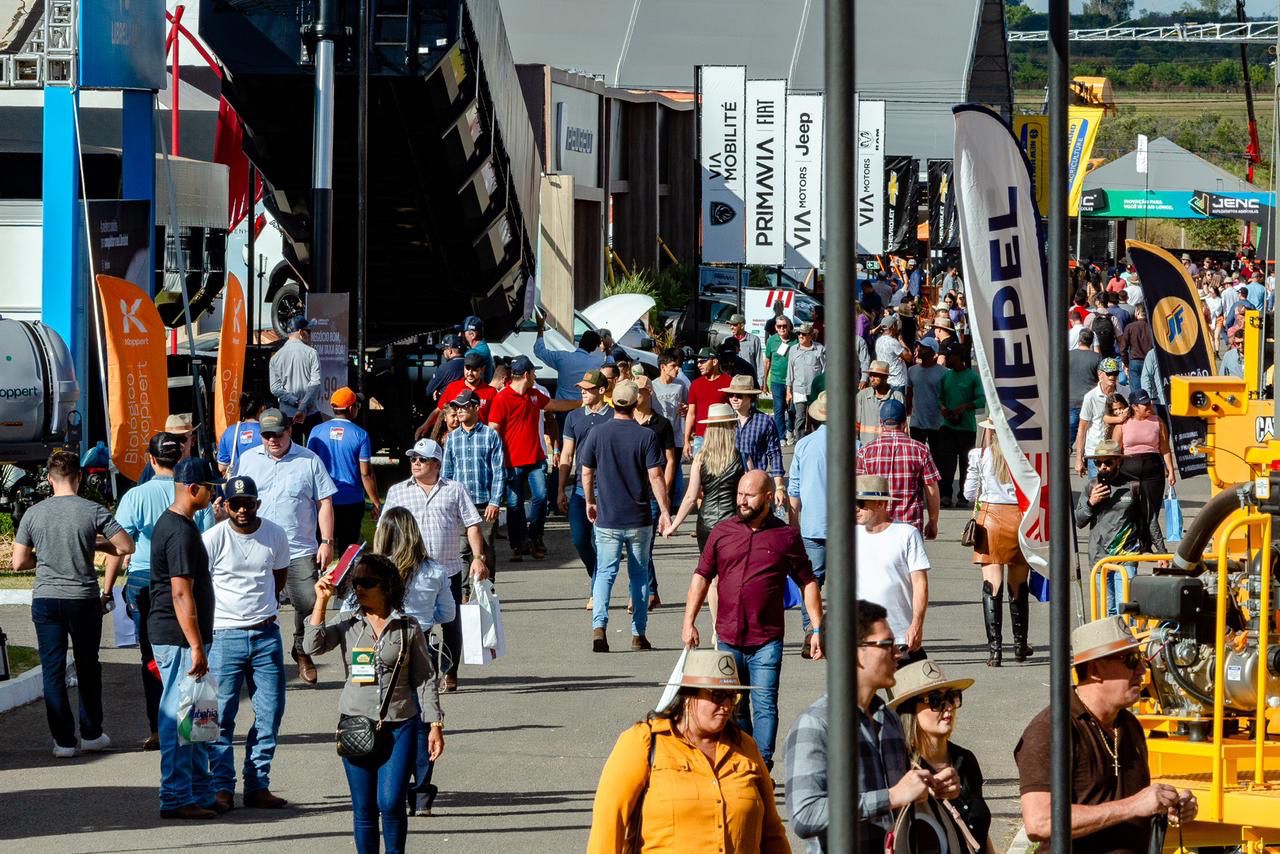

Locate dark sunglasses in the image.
[920,689,964,712]
[728,393,747,399]
[261,431,285,440]
[699,689,740,705]
[351,576,382,590]
[696,358,711,363]
[227,499,256,512]
[1108,650,1144,670]
[858,638,899,651]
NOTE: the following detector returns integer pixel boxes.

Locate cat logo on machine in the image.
[1257,416,1274,443]
[1151,296,1200,357]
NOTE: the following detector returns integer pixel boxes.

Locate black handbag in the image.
[336,624,409,758]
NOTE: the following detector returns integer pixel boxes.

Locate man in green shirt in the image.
[937,345,985,508]
[764,316,797,443]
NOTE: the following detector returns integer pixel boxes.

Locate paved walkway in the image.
[0,471,1211,852]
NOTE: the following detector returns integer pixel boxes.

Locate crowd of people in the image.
[14,250,1259,852]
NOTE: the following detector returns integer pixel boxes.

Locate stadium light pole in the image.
[824,0,858,850]
[1048,0,1073,851]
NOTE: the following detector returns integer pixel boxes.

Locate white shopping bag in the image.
[112,588,137,648]
[460,580,506,665]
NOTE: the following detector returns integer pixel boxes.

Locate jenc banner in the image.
[96,274,170,482]
[1126,240,1215,478]
[745,79,785,265]
[699,66,747,263]
[783,93,823,270]
[952,105,1051,574]
[884,156,919,255]
[215,273,248,440]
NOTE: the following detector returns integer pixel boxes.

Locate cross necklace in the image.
[1092,719,1121,779]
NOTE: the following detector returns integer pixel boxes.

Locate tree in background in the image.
[1178,0,1231,17]
[1083,0,1134,23]
[1153,62,1184,89]
[1127,63,1153,90]
[1209,58,1242,88]
[1006,0,1033,29]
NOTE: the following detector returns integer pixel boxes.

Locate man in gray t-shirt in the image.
[12,450,134,755]
[1068,328,1102,453]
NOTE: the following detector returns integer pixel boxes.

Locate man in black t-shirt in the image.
[634,376,677,610]
[149,457,222,820]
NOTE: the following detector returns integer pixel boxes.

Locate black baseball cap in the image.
[173,458,223,486]
[463,352,487,369]
[224,476,259,499]
[448,389,482,408]
[441,334,465,351]
[511,355,535,375]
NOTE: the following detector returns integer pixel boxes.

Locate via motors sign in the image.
[857,99,886,255]
[699,66,747,263]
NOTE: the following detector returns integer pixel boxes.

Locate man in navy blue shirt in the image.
[425,335,466,406]
[579,380,672,652]
[307,388,380,554]
[556,371,614,602]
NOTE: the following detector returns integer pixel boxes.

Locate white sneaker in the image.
[52,743,78,759]
[80,733,112,752]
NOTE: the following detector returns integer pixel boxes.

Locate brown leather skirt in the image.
[972,502,1026,565]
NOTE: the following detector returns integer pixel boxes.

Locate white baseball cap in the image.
[407,438,444,462]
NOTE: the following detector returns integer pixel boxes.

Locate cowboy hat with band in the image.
[654,649,761,714]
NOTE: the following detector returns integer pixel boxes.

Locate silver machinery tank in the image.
[0,317,80,460]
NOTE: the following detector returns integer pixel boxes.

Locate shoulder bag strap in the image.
[229,421,242,471]
[376,623,411,725]
[624,725,657,854]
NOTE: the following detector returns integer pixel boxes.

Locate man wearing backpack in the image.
[1090,295,1121,359]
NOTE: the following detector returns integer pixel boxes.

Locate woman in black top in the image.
[888,660,993,852]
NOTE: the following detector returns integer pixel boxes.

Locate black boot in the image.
[982,581,1003,667]
[1010,583,1034,662]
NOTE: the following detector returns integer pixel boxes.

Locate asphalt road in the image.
[0,468,1212,853]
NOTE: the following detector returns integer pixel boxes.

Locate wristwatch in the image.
[320,538,334,545]
[430,721,445,730]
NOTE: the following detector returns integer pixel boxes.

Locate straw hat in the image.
[887,660,975,711]
[856,474,891,501]
[699,403,738,425]
[164,413,197,435]
[867,360,891,376]
[931,316,955,331]
[977,418,995,430]
[1071,616,1140,666]
[725,374,762,396]
[1086,438,1123,460]
[654,649,759,714]
[809,391,828,422]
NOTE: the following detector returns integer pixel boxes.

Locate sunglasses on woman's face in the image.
[351,576,382,590]
[921,689,964,713]
[699,689,740,705]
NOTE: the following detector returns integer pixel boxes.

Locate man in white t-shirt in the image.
[1074,357,1122,480]
[854,475,930,663]
[204,476,291,812]
[874,314,912,392]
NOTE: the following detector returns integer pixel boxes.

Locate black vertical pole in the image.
[825,0,857,850]
[246,162,257,347]
[1048,0,1072,850]
[692,67,703,350]
[356,0,369,394]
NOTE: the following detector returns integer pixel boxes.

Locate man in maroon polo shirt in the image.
[677,469,824,769]
[488,356,551,561]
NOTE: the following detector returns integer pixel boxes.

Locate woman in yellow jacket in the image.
[588,649,790,853]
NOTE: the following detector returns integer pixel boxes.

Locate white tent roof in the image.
[1084,136,1256,194]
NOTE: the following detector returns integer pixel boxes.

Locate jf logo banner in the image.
[96,275,170,482]
[952,105,1051,577]
[1126,240,1215,478]
[215,274,248,439]
[699,66,747,263]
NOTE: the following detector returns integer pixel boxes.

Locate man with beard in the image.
[1017,617,1197,848]
[205,476,291,811]
[1074,439,1157,617]
[680,470,824,769]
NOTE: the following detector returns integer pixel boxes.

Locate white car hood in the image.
[580,294,655,338]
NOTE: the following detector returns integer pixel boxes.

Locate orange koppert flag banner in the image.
[96,274,170,482]
[215,273,248,439]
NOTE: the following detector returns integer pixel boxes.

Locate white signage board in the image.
[699,66,747,263]
[783,93,823,270]
[856,98,886,255]
[745,79,785,265]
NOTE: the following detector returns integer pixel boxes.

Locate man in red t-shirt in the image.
[683,347,732,461]
[439,353,497,422]
[488,356,551,560]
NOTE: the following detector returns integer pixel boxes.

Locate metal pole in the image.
[691,66,703,350]
[356,0,370,394]
[1048,0,1073,851]
[247,162,257,347]
[1272,24,1280,397]
[824,0,857,850]
[311,0,339,296]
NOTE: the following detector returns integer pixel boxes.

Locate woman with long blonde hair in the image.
[963,420,1032,667]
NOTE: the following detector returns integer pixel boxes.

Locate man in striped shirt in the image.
[440,389,506,579]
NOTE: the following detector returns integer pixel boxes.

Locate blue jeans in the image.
[568,488,597,582]
[646,498,661,597]
[770,382,793,437]
[409,715,437,812]
[1097,563,1136,617]
[1068,406,1081,452]
[692,435,704,457]
[801,538,826,633]
[342,718,415,854]
[717,638,784,767]
[31,597,104,748]
[506,464,548,550]
[208,623,286,795]
[124,573,162,733]
[153,642,213,811]
[592,525,654,635]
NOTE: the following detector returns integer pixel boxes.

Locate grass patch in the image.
[7,644,39,677]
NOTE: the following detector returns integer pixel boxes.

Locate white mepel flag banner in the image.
[952,105,1051,576]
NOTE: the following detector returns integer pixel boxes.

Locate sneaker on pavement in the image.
[80,733,112,752]
[631,635,653,651]
[592,628,609,653]
[52,743,78,759]
[141,732,160,751]
[528,538,547,560]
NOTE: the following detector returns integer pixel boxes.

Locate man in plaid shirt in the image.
[440,389,506,578]
[857,399,940,539]
[784,600,949,852]
[724,374,786,505]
